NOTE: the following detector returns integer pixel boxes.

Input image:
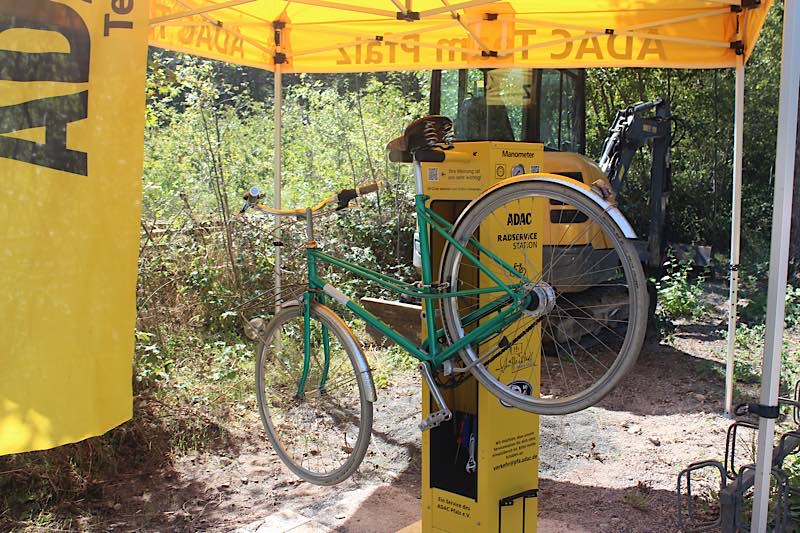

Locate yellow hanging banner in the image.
[0,0,148,455]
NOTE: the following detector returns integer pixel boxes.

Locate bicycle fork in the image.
[418,361,453,431]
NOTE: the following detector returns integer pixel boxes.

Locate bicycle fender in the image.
[453,173,638,239]
[276,302,377,403]
[314,301,378,404]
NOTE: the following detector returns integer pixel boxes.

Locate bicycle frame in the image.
[294,162,532,395]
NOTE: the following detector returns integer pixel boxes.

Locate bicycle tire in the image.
[255,302,374,485]
[439,179,648,415]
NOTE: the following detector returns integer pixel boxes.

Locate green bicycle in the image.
[242,116,648,486]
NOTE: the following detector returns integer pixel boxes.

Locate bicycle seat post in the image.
[413,159,423,195]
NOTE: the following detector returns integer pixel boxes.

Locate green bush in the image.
[739,281,800,328]
[655,255,710,321]
[732,323,800,393]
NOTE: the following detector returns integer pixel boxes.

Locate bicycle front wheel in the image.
[256,302,374,485]
[439,179,648,415]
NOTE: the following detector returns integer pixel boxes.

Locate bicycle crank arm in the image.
[418,362,452,431]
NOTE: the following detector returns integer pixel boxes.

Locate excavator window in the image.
[430,68,586,153]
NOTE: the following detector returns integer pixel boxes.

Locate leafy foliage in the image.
[136,52,429,411]
[585,2,785,267]
[654,254,710,321]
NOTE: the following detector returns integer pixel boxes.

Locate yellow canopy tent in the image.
[147,0,771,419]
[4,1,796,530]
[144,4,799,531]
[149,0,770,71]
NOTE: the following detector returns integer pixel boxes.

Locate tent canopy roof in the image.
[149,0,772,73]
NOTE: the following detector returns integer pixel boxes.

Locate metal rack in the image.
[676,380,800,532]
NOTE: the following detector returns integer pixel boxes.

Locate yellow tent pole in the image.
[288,0,397,18]
[418,0,499,18]
[151,0,274,57]
[388,0,406,12]
[509,9,732,33]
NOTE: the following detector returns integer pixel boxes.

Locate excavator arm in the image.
[598,98,672,267]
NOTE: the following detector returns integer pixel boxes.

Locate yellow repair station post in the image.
[420,142,543,533]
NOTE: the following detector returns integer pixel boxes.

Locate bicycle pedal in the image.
[419,409,452,432]
[418,362,453,431]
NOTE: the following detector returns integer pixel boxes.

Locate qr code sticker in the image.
[529,164,541,173]
[427,167,440,181]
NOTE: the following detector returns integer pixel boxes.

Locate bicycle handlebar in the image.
[240,181,381,216]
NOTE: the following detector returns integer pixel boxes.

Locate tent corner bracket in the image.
[397,11,420,21]
[731,0,761,12]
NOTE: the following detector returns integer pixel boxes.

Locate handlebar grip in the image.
[336,182,381,210]
[443,150,472,163]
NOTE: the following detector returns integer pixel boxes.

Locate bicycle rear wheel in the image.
[255,302,374,485]
[439,179,647,415]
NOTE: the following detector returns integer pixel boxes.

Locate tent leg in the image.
[274,64,283,311]
[725,56,745,417]
[750,1,800,531]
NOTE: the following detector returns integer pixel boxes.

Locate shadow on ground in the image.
[538,477,679,532]
[0,397,244,532]
[338,463,421,533]
[595,328,739,417]
[335,471,680,533]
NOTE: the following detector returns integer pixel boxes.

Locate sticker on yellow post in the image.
[0,0,148,455]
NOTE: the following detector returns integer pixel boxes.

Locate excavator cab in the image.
[429,67,672,270]
[429,68,586,152]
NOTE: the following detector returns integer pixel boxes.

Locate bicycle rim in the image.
[439,180,647,415]
[255,303,373,485]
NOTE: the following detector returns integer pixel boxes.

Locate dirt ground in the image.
[66,315,767,531]
[11,295,792,533]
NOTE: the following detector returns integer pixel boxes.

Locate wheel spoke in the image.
[256,306,372,485]
[440,182,646,415]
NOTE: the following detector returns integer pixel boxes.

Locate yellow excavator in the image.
[428,67,672,270]
[367,67,671,347]
[419,68,672,330]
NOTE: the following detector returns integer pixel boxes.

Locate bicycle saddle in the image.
[387,115,454,162]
